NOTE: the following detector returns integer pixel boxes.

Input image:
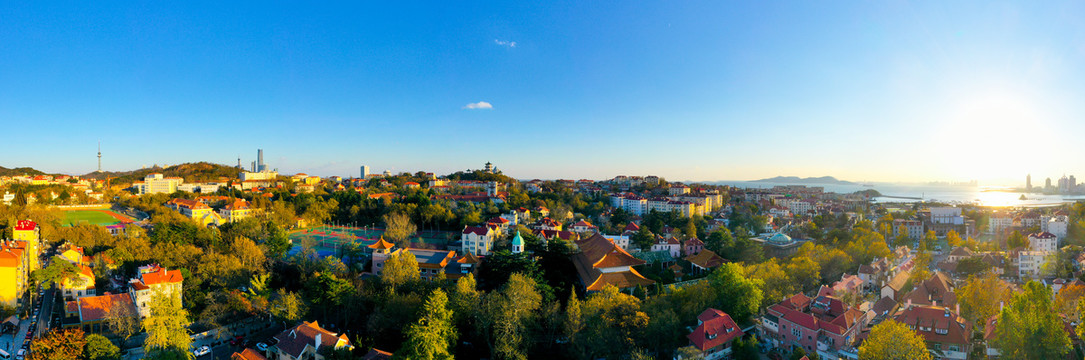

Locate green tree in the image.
[563,292,583,358]
[381,250,420,288]
[704,229,733,255]
[956,273,1010,327]
[785,255,820,292]
[858,320,931,360]
[895,225,911,247]
[382,211,417,248]
[400,289,457,360]
[269,289,307,324]
[1007,230,1027,250]
[482,273,542,360]
[921,230,937,251]
[994,281,1071,359]
[732,335,759,360]
[142,290,192,359]
[945,230,963,248]
[85,334,121,360]
[745,259,794,308]
[706,263,763,322]
[631,229,656,252]
[580,285,650,359]
[29,328,87,360]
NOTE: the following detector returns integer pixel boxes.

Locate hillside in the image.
[751,176,855,185]
[0,166,50,177]
[81,162,241,184]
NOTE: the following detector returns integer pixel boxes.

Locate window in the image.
[948,345,960,352]
[791,329,801,338]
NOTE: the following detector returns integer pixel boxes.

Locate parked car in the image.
[16,349,26,360]
[192,346,211,357]
[230,336,245,346]
[256,343,268,351]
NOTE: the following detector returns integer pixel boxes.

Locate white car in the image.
[256,343,268,351]
[192,346,211,357]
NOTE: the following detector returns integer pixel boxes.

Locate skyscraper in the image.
[1026,174,1032,191]
[257,149,266,172]
[360,165,370,178]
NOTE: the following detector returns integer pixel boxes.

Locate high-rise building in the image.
[360,165,370,178]
[1046,177,1053,190]
[257,149,266,172]
[1026,174,1032,191]
[1071,175,1077,192]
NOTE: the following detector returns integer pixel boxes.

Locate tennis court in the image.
[287,225,458,257]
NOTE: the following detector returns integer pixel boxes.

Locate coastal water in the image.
[717,181,1085,208]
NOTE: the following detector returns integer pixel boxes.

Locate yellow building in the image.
[129,264,184,317]
[0,241,28,308]
[61,265,96,301]
[59,243,85,265]
[165,198,222,227]
[13,220,40,271]
[218,199,254,223]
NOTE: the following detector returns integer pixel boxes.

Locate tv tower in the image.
[97,141,102,172]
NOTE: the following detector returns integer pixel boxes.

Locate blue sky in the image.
[2,1,1084,184]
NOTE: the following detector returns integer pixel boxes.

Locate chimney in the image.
[999,301,1004,312]
[906,299,912,309]
[956,303,960,314]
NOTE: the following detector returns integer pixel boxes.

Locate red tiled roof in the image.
[232,349,267,360]
[462,226,491,236]
[142,267,183,285]
[688,308,743,351]
[894,306,971,345]
[14,220,36,231]
[78,293,135,322]
[272,321,350,358]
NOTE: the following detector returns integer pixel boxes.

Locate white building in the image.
[930,207,965,225]
[138,174,183,194]
[1018,251,1053,278]
[461,226,495,256]
[1042,216,1069,240]
[988,213,1013,233]
[603,234,631,251]
[240,170,278,181]
[1028,232,1058,252]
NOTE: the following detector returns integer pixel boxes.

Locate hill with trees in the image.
[0,165,50,177]
[81,162,241,184]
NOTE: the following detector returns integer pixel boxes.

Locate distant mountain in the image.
[0,166,50,177]
[750,176,856,185]
[81,162,242,184]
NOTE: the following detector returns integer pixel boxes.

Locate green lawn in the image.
[63,210,123,226]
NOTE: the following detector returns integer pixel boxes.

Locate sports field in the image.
[62,209,135,227]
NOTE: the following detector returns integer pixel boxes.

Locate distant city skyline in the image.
[4,2,1085,184]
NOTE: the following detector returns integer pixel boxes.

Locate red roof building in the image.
[687,308,744,358]
[571,234,653,291]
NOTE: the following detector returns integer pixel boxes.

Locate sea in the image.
[715,181,1085,208]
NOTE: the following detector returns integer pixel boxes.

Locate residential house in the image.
[269,321,353,360]
[683,237,705,256]
[219,199,254,223]
[760,292,866,358]
[232,349,267,360]
[166,198,222,227]
[895,306,971,359]
[685,250,726,274]
[686,309,743,360]
[651,235,682,258]
[129,264,184,317]
[61,265,96,301]
[900,272,955,310]
[571,219,598,234]
[461,226,496,256]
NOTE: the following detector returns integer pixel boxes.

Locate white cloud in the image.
[463,101,493,110]
[494,39,516,48]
